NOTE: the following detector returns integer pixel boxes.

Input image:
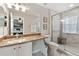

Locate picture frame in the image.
[43,17,47,23]
[43,24,47,30]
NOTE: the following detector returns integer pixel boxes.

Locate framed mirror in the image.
[0,16,5,35]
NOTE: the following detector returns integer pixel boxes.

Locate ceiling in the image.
[0,3,49,16]
[1,3,79,16]
[37,3,79,15]
[23,3,49,16]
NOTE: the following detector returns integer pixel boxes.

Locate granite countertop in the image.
[0,32,47,48]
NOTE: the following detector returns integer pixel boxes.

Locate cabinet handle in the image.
[13,48,16,50]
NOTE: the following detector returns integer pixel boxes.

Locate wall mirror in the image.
[0,6,8,36]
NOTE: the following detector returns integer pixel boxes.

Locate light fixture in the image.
[21,5,29,12]
[7,4,12,8]
[70,4,74,7]
[7,3,29,12]
[15,4,20,10]
[61,19,64,22]
[22,8,26,12]
[21,6,26,12]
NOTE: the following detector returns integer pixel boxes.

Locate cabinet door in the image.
[0,46,17,56]
[18,42,32,56]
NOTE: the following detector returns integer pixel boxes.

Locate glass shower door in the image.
[51,10,79,56]
[61,8,79,56]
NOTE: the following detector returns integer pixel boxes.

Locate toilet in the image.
[45,35,59,56]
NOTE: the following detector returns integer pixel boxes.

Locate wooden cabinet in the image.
[0,42,32,56]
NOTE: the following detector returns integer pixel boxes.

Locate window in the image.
[63,16,78,33]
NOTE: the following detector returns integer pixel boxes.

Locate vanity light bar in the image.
[7,3,29,12]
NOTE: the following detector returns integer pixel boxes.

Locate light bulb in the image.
[70,4,74,7]
[7,4,12,8]
[22,6,26,12]
[15,4,20,10]
[61,20,64,22]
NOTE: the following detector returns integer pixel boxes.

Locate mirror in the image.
[0,16,5,35]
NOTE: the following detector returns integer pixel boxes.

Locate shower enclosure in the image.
[51,6,79,56]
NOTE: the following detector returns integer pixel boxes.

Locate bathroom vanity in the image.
[0,33,47,56]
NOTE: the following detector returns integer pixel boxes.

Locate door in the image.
[18,42,32,56]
